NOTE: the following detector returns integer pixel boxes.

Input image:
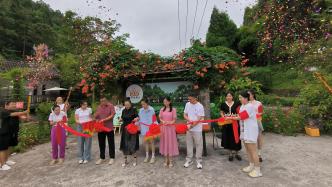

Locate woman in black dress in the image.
[220,92,242,161]
[120,99,139,167]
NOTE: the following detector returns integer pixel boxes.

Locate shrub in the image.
[221,77,263,103]
[210,103,220,119]
[260,94,296,107]
[36,102,54,121]
[13,122,50,152]
[294,76,332,134]
[263,106,304,135]
[247,67,272,91]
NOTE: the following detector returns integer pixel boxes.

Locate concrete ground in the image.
[1,133,332,187]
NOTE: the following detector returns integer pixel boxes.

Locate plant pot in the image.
[305,126,320,137]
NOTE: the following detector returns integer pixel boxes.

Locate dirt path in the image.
[1,133,332,187]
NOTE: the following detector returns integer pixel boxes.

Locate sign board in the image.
[15,102,24,109]
[126,84,143,103]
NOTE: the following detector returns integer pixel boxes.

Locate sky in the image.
[39,0,257,56]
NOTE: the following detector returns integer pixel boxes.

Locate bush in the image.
[210,103,220,119]
[36,102,54,121]
[294,76,332,134]
[221,77,263,102]
[263,106,304,135]
[13,122,50,152]
[260,94,296,107]
[247,67,272,91]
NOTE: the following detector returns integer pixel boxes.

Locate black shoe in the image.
[228,155,234,162]
[235,154,242,161]
[259,157,263,162]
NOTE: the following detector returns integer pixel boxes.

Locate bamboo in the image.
[314,72,332,94]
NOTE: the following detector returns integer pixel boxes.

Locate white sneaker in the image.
[149,157,155,164]
[184,160,193,168]
[83,160,89,164]
[248,169,263,178]
[0,164,11,171]
[78,160,84,164]
[242,165,254,173]
[6,160,16,166]
[196,161,203,169]
[95,159,104,165]
[109,159,114,165]
[144,157,149,163]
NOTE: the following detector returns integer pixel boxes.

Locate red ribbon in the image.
[231,120,240,144]
[81,121,112,135]
[57,121,91,138]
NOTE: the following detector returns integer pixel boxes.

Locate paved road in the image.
[1,133,332,187]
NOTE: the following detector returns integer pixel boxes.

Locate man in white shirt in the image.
[183,93,205,169]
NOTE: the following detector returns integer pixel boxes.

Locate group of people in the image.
[0,89,264,178]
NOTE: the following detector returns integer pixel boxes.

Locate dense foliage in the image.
[294,75,332,133]
[238,0,331,65]
[0,0,75,59]
[79,37,244,96]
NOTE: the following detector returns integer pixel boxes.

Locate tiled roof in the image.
[0,60,59,78]
[0,60,28,72]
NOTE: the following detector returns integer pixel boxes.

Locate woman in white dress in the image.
[227,91,262,178]
[248,90,264,162]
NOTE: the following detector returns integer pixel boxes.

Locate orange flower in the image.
[99,73,108,79]
[79,79,86,86]
[198,55,204,61]
[218,63,226,69]
[178,61,185,65]
[201,67,208,72]
[228,61,237,66]
[82,85,89,94]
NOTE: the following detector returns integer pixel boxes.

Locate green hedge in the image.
[263,106,304,135]
[259,94,296,107]
[13,122,50,152]
[247,66,272,91]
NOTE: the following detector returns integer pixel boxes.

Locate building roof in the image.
[0,60,59,78]
[0,60,28,72]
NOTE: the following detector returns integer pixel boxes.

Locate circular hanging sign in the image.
[126,84,143,103]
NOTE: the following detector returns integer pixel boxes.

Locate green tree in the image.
[1,68,26,100]
[53,53,80,88]
[206,7,238,49]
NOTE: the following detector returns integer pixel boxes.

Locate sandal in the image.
[169,161,174,168]
[121,157,128,167]
[133,157,137,167]
[235,154,242,161]
[228,155,234,162]
[259,156,263,162]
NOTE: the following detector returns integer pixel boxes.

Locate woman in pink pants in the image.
[48,105,67,165]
